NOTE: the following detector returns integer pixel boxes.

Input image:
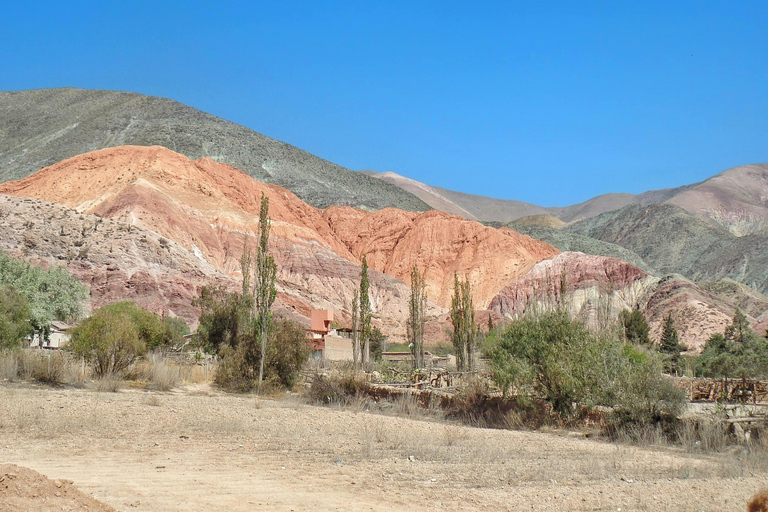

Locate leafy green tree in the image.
[194,284,250,354]
[620,309,651,345]
[162,316,190,348]
[68,302,162,376]
[407,265,427,368]
[697,311,768,378]
[0,285,33,349]
[359,255,372,366]
[658,313,686,374]
[487,310,684,423]
[450,273,476,371]
[725,308,749,343]
[369,326,387,362]
[0,250,88,340]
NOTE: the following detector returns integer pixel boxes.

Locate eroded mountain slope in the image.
[0,145,559,337]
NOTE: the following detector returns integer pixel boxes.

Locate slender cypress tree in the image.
[359,255,372,366]
[351,289,360,371]
[254,193,277,385]
[407,265,427,368]
[450,273,476,371]
[659,312,684,374]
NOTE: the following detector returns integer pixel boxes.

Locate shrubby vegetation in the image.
[195,284,310,391]
[0,285,33,348]
[697,309,768,378]
[0,250,88,328]
[0,250,88,344]
[620,308,650,345]
[67,302,186,377]
[486,310,684,427]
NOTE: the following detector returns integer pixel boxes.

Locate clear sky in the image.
[2,1,767,206]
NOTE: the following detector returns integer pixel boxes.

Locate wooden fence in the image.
[672,377,768,404]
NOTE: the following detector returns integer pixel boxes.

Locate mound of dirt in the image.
[0,464,116,512]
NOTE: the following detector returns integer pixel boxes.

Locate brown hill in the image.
[511,214,566,229]
[667,164,768,235]
[0,146,558,338]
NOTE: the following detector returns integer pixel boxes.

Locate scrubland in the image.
[1,377,766,511]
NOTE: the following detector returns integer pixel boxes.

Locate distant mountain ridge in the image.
[0,88,429,212]
[367,164,768,231]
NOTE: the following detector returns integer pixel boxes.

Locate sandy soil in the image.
[0,382,765,511]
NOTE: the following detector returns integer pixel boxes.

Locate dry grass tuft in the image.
[0,350,19,381]
[89,373,124,392]
[149,358,183,391]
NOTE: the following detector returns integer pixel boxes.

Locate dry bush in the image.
[30,351,67,384]
[125,359,153,381]
[392,394,422,417]
[677,417,730,453]
[444,379,516,429]
[0,350,19,380]
[0,349,84,386]
[443,425,469,447]
[307,373,371,405]
[610,423,670,447]
[89,373,124,392]
[149,358,184,391]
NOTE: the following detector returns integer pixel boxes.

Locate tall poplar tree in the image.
[254,193,277,384]
[407,265,427,368]
[351,288,360,371]
[450,273,476,371]
[359,255,372,366]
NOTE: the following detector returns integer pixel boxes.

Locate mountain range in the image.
[1,87,766,349]
[0,88,428,212]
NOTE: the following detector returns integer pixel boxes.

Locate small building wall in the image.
[323,334,353,361]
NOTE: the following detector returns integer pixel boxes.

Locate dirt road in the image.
[0,383,763,511]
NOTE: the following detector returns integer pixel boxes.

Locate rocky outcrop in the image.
[323,208,558,308]
[0,195,218,324]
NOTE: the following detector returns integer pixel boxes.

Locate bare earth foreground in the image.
[1,384,765,511]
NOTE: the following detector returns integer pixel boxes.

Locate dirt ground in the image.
[1,382,766,511]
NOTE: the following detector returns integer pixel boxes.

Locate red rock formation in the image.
[0,145,558,339]
[323,208,558,308]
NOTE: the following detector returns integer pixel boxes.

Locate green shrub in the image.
[67,302,159,376]
[696,312,768,378]
[214,344,256,392]
[214,318,311,391]
[0,285,33,349]
[162,316,190,349]
[487,310,685,427]
[266,319,311,388]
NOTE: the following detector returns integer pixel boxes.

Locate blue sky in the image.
[2,1,766,206]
